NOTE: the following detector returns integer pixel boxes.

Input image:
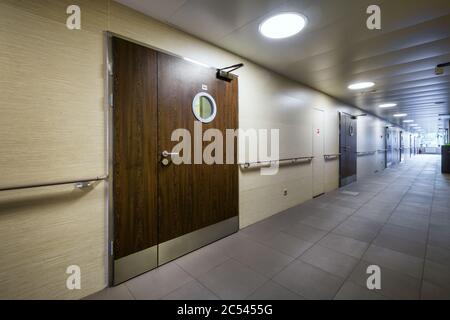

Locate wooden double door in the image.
[339,112,357,187]
[112,37,238,284]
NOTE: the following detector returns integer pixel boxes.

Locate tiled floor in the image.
[88,155,450,300]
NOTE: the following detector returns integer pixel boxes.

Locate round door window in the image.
[192,92,217,123]
[349,125,354,136]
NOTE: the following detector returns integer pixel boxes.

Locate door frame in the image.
[105,32,114,287]
[384,127,388,168]
[105,32,240,286]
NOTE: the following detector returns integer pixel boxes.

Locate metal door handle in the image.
[162,151,179,157]
[161,151,179,166]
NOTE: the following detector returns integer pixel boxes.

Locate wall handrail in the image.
[0,175,108,192]
[324,154,340,160]
[356,151,377,156]
[240,156,314,169]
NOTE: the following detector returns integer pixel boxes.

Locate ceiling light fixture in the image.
[379,103,397,108]
[259,13,307,39]
[403,120,414,123]
[393,113,407,117]
[409,124,418,126]
[348,82,375,90]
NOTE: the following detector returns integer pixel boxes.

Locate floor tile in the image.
[300,215,343,231]
[282,222,328,243]
[258,231,314,258]
[84,284,135,300]
[353,208,391,223]
[125,262,194,300]
[198,259,268,300]
[362,245,424,279]
[227,237,294,277]
[162,280,218,300]
[421,281,450,300]
[334,281,389,300]
[240,219,286,242]
[426,245,450,268]
[373,232,426,258]
[333,216,383,242]
[175,244,230,278]
[388,215,429,232]
[246,281,303,300]
[423,260,450,290]
[320,204,356,216]
[273,260,344,300]
[379,223,428,244]
[299,244,359,278]
[319,233,369,259]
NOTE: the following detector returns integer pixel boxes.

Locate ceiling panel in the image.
[116,0,450,133]
[115,0,187,21]
[167,0,291,40]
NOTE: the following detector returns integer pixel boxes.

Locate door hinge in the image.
[109,93,114,108]
[109,241,114,256]
[107,61,113,76]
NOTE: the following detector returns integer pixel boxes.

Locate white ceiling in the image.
[116,0,450,133]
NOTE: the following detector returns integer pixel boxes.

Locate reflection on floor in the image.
[88,155,450,300]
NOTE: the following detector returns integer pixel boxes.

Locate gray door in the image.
[339,112,357,187]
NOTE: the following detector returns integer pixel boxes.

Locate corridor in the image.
[89,155,450,300]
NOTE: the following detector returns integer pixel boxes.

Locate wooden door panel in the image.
[112,37,158,259]
[157,53,238,244]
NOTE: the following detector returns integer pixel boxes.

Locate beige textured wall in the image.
[0,182,106,299]
[0,0,403,299]
[0,0,109,299]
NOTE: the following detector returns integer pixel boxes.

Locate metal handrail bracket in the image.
[356,151,377,157]
[324,153,340,160]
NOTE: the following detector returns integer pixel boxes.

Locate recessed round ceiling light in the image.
[393,113,407,117]
[348,82,375,90]
[379,103,397,108]
[403,120,414,123]
[259,13,307,39]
